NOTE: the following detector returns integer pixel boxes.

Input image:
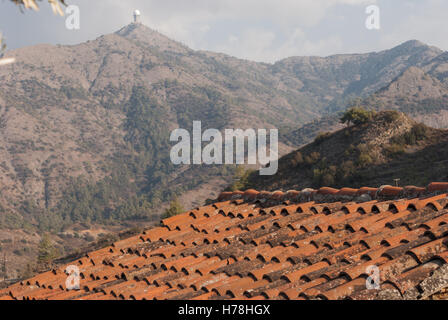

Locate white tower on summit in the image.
[133,10,141,23]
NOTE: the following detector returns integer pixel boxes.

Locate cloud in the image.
[122,0,374,61]
[375,0,448,51]
[132,0,374,26]
[214,27,344,62]
[2,0,448,63]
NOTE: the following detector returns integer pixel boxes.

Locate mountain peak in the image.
[400,39,427,48]
[115,22,152,37]
[115,23,190,53]
[392,39,442,55]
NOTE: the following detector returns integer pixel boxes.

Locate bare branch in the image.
[0,58,15,66]
[10,0,67,16]
[0,0,67,66]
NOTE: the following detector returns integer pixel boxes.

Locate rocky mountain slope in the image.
[1,23,448,272]
[0,23,447,223]
[243,111,448,192]
[283,42,448,147]
[1,25,439,222]
[358,66,448,128]
[1,23,448,277]
[0,23,295,227]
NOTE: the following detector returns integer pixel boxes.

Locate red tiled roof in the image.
[3,182,448,300]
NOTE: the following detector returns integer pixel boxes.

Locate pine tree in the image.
[37,234,58,268]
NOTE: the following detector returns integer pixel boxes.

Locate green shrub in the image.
[227,166,255,191]
[356,143,369,154]
[321,173,335,186]
[60,86,88,100]
[408,123,428,142]
[161,198,184,220]
[357,153,373,167]
[0,213,24,229]
[344,144,356,157]
[13,249,23,256]
[391,123,429,146]
[96,233,119,248]
[313,166,337,187]
[305,152,321,165]
[290,152,304,166]
[385,143,405,157]
[84,233,95,242]
[337,160,356,180]
[382,110,401,123]
[314,132,331,145]
[340,107,375,126]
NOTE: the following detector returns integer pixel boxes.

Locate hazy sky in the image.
[1,0,447,62]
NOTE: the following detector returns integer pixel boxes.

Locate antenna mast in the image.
[133,10,141,24]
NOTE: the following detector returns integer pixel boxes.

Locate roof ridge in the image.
[217,182,448,204]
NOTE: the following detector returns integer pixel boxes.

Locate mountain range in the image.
[1,23,448,276]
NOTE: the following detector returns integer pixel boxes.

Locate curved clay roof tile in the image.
[378,185,403,197]
[217,192,233,202]
[356,187,378,196]
[337,188,359,196]
[270,191,285,201]
[427,182,448,193]
[317,187,339,195]
[404,186,425,193]
[9,183,448,301]
[285,190,301,201]
[256,191,272,200]
[243,189,259,201]
[232,191,244,198]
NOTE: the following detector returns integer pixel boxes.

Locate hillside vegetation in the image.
[243,110,448,191]
[1,27,448,231]
[3,24,448,276]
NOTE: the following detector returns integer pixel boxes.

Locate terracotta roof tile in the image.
[338,188,359,197]
[428,182,448,193]
[355,187,377,197]
[378,186,404,197]
[5,183,448,300]
[317,187,340,195]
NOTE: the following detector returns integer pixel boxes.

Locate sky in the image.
[0,0,447,63]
